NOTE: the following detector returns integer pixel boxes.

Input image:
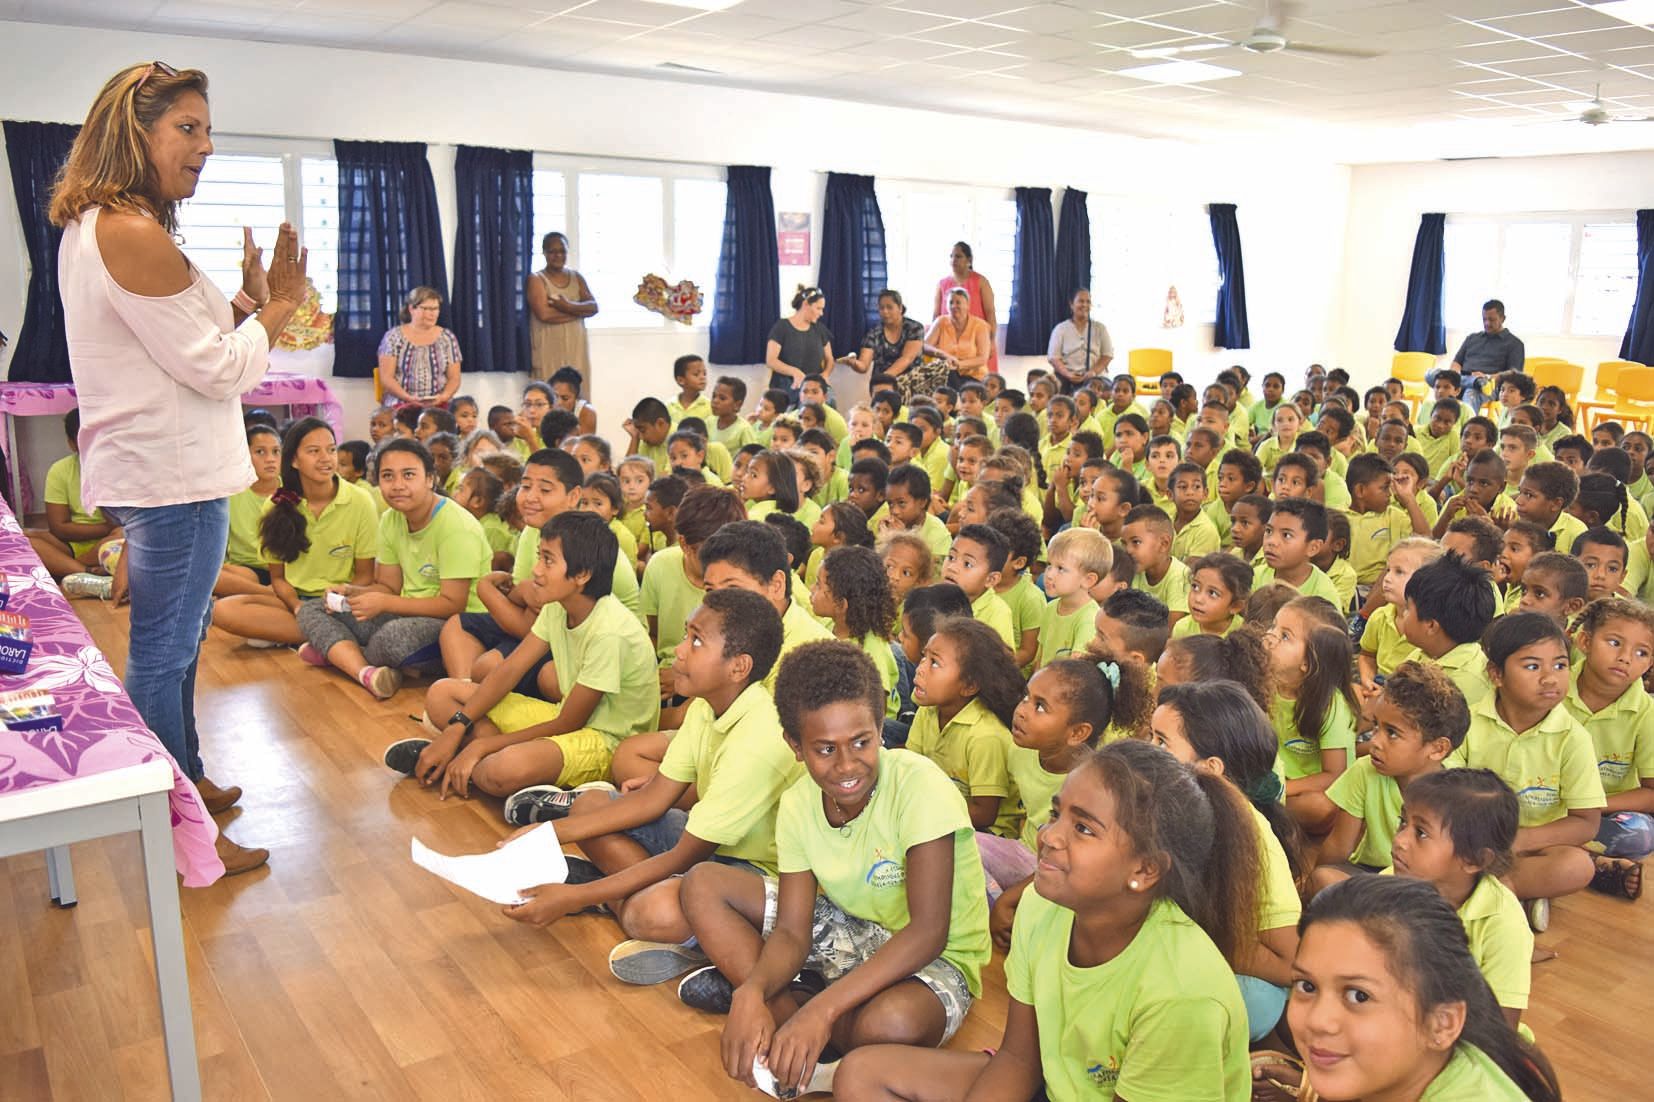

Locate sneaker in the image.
[245,637,283,649]
[383,737,431,776]
[755,1057,837,1099]
[359,665,403,700]
[565,856,604,885]
[61,573,112,600]
[297,643,329,667]
[1527,897,1550,933]
[503,781,615,826]
[608,939,709,985]
[677,965,735,1014]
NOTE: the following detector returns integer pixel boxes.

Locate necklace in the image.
[828,783,875,837]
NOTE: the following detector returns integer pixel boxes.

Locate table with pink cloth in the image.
[0,370,344,513]
[0,495,222,884]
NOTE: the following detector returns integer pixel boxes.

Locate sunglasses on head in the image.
[134,60,179,92]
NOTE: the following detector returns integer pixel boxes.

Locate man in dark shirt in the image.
[1447,298,1525,412]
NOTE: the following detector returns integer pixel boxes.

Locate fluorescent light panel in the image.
[1590,0,1654,26]
[641,0,745,11]
[1114,60,1241,84]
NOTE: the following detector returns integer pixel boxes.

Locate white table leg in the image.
[138,791,201,1101]
[45,845,76,907]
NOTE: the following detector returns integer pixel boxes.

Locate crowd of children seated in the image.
[60,352,1653,1101]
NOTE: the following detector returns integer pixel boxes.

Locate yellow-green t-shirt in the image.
[1253,805,1301,932]
[1432,640,1491,709]
[1420,1044,1531,1101]
[1449,693,1606,827]
[1562,679,1654,796]
[1360,604,1421,677]
[608,517,639,571]
[775,748,990,995]
[1007,891,1249,1102]
[1325,556,1357,614]
[272,478,379,596]
[1326,756,1405,868]
[1001,574,1049,664]
[1132,556,1191,615]
[658,683,801,874]
[225,486,273,568]
[378,497,491,611]
[619,505,648,552]
[479,511,516,555]
[766,598,834,691]
[970,587,1016,649]
[1171,613,1240,640]
[639,546,703,665]
[667,394,713,427]
[530,593,660,739]
[1458,873,1533,1010]
[914,512,953,568]
[43,452,104,530]
[710,416,759,453]
[1253,563,1341,609]
[513,525,643,623]
[1038,597,1099,668]
[906,697,1021,839]
[1270,691,1356,780]
[1550,509,1588,556]
[1349,506,1411,585]
[1171,511,1221,562]
[1006,746,1068,855]
[861,631,901,719]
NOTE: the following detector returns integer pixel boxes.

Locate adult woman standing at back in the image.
[525,231,597,390]
[50,61,308,875]
[932,241,997,375]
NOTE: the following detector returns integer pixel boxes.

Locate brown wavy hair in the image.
[49,62,210,233]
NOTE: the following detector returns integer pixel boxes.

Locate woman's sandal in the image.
[1590,855,1644,901]
[1250,1050,1319,1102]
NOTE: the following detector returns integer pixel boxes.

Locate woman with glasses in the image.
[377,286,461,407]
[932,241,998,375]
[765,285,835,394]
[49,61,311,876]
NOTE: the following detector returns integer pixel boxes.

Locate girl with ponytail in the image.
[1154,679,1307,1043]
[836,739,1260,1101]
[211,418,378,646]
[1283,875,1561,1101]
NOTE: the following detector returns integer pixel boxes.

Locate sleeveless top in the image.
[528,269,592,385]
[935,270,997,373]
[58,206,266,508]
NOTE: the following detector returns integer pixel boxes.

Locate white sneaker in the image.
[61,573,112,600]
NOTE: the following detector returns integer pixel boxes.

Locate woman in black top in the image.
[765,285,834,392]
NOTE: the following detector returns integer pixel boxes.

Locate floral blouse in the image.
[860,316,925,375]
[378,326,461,402]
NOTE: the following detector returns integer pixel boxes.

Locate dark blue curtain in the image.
[451,145,533,374]
[1054,187,1090,317]
[333,140,448,379]
[3,121,79,382]
[818,173,887,358]
[1007,187,1057,356]
[1621,209,1654,365]
[1394,212,1447,355]
[710,165,780,365]
[1208,203,1251,350]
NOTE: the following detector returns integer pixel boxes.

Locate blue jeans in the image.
[104,499,229,781]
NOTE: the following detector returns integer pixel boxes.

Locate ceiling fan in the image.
[1132,0,1382,61]
[1570,85,1654,125]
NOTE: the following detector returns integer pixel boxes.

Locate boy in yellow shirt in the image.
[1346,452,1430,589]
[1036,528,1110,668]
[942,524,1016,648]
[1398,553,1499,708]
[1122,505,1190,625]
[666,354,712,427]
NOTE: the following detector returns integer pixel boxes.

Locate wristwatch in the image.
[448,710,474,733]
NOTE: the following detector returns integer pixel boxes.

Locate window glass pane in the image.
[532,168,569,259]
[1444,221,1498,332]
[577,173,665,328]
[1498,222,1570,335]
[300,157,338,314]
[1575,221,1639,337]
[176,154,286,302]
[903,190,972,320]
[974,196,1018,309]
[672,178,726,328]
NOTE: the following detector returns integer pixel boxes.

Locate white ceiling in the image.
[8,0,1654,162]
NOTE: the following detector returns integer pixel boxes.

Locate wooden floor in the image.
[0,603,1649,1100]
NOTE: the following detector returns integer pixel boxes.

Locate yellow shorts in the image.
[485,693,620,787]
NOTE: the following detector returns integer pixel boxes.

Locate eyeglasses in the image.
[135,60,178,92]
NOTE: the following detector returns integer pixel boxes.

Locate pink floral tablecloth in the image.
[0,371,344,513]
[0,496,222,886]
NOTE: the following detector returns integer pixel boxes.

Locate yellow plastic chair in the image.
[1609,366,1654,435]
[1127,348,1172,396]
[1577,360,1635,432]
[1528,361,1583,404]
[1391,351,1434,415]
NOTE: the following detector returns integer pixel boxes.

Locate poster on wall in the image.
[778,211,811,266]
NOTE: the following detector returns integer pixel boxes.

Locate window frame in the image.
[875,177,1018,324]
[1444,210,1639,339]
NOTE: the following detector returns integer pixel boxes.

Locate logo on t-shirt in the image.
[1085,1057,1119,1086]
[1515,777,1560,813]
[1599,756,1632,785]
[419,563,440,580]
[329,543,352,559]
[865,848,904,889]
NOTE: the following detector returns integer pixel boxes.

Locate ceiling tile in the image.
[906,21,1028,48]
[1478,6,1626,36]
[757,22,876,50]
[986,3,1103,35]
[818,7,958,35]
[887,1,1033,20]
[1088,20,1210,47]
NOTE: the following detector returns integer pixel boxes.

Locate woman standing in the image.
[377,286,461,406]
[932,241,997,375]
[926,287,993,384]
[50,61,309,875]
[525,231,597,390]
[765,286,834,393]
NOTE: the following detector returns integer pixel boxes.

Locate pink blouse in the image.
[57,207,269,509]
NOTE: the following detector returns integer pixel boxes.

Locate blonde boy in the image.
[1037,528,1112,668]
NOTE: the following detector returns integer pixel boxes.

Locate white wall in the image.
[0,19,1349,504]
[1338,151,1654,391]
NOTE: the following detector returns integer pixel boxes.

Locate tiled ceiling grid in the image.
[6,0,1654,159]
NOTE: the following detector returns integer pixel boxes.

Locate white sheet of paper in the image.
[410,825,568,905]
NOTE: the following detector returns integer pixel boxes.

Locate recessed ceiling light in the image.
[1114,60,1241,84]
[641,0,745,11]
[1590,0,1654,25]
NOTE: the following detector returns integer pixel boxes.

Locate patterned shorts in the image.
[759,876,973,1041]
